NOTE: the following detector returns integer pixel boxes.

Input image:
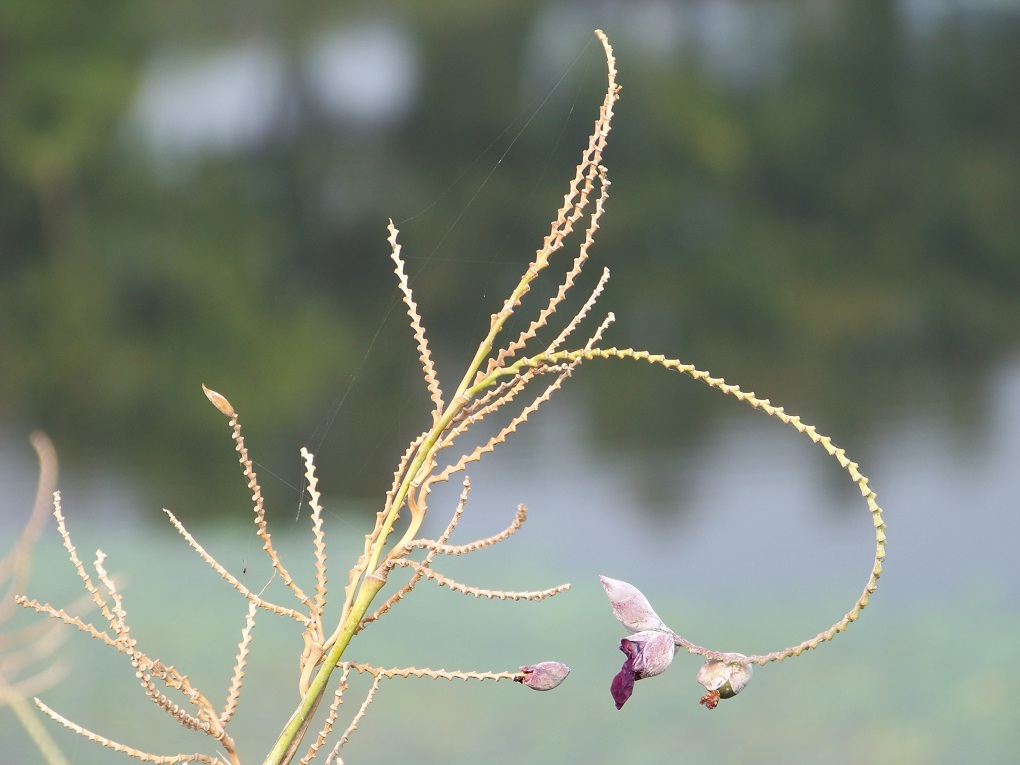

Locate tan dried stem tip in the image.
[202,385,235,417]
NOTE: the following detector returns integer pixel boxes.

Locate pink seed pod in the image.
[516,662,570,691]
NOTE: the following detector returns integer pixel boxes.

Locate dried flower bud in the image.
[516,662,570,691]
[610,630,676,709]
[696,657,753,709]
[202,384,235,417]
[599,576,670,634]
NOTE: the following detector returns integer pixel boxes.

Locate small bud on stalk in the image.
[516,662,570,691]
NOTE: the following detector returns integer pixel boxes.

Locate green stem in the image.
[262,575,387,765]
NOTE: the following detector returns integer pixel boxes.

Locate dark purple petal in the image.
[611,663,636,709]
[611,643,638,709]
[619,637,640,663]
[622,632,675,678]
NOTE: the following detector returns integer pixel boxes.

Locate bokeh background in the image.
[2,2,1019,763]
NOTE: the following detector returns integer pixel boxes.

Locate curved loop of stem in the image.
[489,346,886,664]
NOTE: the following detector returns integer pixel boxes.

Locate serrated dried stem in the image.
[50,495,117,628]
[22,495,242,760]
[387,559,570,601]
[301,448,329,630]
[345,663,518,684]
[490,166,612,372]
[481,33,618,377]
[163,510,306,624]
[90,552,213,735]
[33,697,223,764]
[388,220,445,417]
[616,349,886,664]
[220,601,257,725]
[15,596,119,649]
[91,551,125,632]
[408,504,527,556]
[547,264,612,355]
[340,431,428,627]
[433,477,471,548]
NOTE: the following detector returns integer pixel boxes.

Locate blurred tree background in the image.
[1,0,1018,520]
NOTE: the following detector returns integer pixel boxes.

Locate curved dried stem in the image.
[164,510,307,624]
[491,345,886,662]
[407,504,528,557]
[12,26,887,765]
[387,559,570,602]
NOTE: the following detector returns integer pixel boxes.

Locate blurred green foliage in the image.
[1,2,1018,518]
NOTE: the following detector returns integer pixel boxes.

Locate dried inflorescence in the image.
[14,26,885,765]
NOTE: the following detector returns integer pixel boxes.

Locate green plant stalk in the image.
[263,574,387,765]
